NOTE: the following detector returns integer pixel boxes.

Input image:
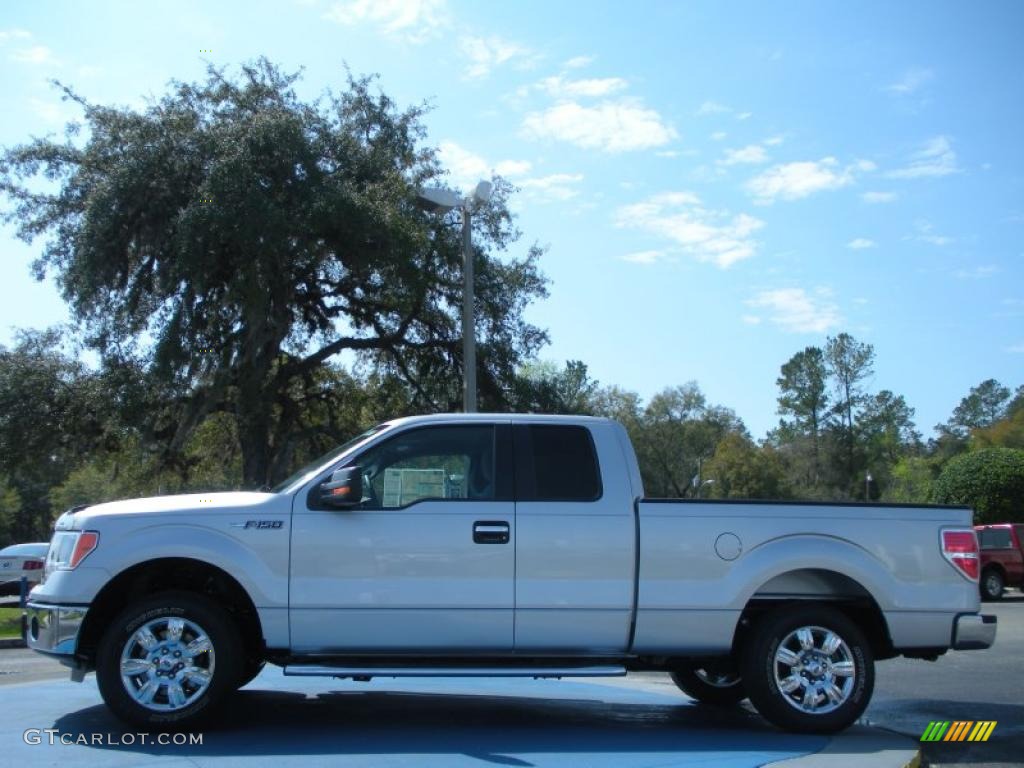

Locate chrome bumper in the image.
[953,613,996,650]
[26,602,87,656]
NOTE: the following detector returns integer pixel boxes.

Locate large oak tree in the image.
[1,59,548,486]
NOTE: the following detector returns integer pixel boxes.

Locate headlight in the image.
[45,531,99,577]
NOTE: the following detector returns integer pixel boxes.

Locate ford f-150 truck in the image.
[27,414,996,733]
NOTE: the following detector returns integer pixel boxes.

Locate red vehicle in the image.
[975,523,1024,600]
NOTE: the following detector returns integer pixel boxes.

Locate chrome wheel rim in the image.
[773,625,855,714]
[694,668,742,688]
[119,616,215,712]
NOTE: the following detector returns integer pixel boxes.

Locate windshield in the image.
[270,424,391,494]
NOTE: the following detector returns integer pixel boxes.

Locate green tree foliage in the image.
[0,477,21,548]
[704,433,790,499]
[932,448,1024,523]
[0,59,547,487]
[0,330,115,540]
[971,407,1024,450]
[510,360,597,414]
[825,333,875,493]
[775,346,829,490]
[941,379,1013,438]
[637,383,745,497]
[883,457,938,503]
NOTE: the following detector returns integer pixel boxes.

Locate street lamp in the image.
[416,180,493,413]
[865,472,873,501]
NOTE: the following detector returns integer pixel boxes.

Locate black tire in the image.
[96,590,242,729]
[238,658,266,688]
[670,664,747,706]
[980,569,1004,601]
[740,604,874,733]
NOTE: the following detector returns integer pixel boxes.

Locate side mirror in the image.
[320,466,363,508]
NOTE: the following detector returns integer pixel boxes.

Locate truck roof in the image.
[384,413,613,428]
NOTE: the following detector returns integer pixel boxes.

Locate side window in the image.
[355,426,496,510]
[517,425,602,502]
[979,529,1012,550]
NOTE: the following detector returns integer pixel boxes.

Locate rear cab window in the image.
[978,528,1013,550]
[515,424,602,501]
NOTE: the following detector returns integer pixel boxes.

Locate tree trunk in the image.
[238,404,272,488]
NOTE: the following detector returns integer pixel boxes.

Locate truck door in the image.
[290,422,515,652]
[512,422,636,653]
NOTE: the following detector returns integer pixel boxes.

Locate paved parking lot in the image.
[3,668,920,768]
[3,594,1019,768]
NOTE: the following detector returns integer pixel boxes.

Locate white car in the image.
[0,543,49,596]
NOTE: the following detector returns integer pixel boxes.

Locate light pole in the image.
[865,472,873,501]
[415,181,493,413]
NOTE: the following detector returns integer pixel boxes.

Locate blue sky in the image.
[1,0,1021,439]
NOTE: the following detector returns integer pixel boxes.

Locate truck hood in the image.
[55,492,275,529]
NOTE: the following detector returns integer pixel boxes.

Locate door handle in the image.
[473,521,510,544]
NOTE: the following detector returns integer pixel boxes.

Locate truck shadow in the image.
[51,686,838,763]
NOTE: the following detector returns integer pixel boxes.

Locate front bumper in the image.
[953,613,996,650]
[25,602,87,656]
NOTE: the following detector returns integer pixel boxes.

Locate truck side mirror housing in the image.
[320,466,362,508]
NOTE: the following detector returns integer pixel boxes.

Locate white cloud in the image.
[710,131,727,141]
[721,144,768,165]
[763,135,785,146]
[563,55,594,69]
[885,68,933,95]
[887,136,959,179]
[0,28,31,43]
[460,35,534,79]
[538,75,628,99]
[323,0,448,43]
[696,100,730,116]
[847,238,876,250]
[736,111,753,121]
[10,45,54,64]
[910,219,953,247]
[523,100,677,153]
[862,191,897,204]
[620,250,665,265]
[955,265,998,279]
[28,97,67,123]
[746,288,842,333]
[746,157,864,204]
[742,315,763,325]
[437,141,530,191]
[655,150,681,158]
[518,172,584,201]
[1005,342,1024,354]
[495,159,532,176]
[615,192,763,268]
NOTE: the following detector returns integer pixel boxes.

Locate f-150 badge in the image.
[229,520,284,529]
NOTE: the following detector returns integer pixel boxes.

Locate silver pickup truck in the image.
[27,413,995,733]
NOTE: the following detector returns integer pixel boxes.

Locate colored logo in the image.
[921,721,996,742]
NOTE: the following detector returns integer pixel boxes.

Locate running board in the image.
[282,664,627,679]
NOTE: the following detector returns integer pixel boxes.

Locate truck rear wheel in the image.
[96,590,242,729]
[980,568,1004,601]
[740,605,873,733]
[670,664,747,706]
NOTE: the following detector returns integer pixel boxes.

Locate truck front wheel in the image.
[96,590,242,729]
[670,664,746,706]
[740,605,874,733]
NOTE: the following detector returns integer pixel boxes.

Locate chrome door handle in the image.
[473,521,510,544]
